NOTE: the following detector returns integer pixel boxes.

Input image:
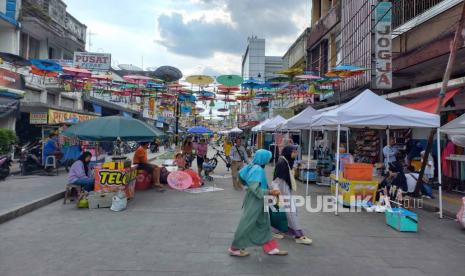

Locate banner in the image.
[0,68,24,91]
[48,109,97,124]
[73,52,111,70]
[162,110,175,118]
[374,1,392,89]
[29,112,48,124]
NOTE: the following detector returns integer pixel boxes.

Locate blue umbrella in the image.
[197,90,215,97]
[187,126,212,134]
[30,59,62,72]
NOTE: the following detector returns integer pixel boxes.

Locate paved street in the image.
[0,159,464,276]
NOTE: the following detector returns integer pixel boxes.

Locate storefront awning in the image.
[403,88,460,113]
[0,95,20,118]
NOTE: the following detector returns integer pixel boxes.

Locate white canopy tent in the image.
[280,106,319,130]
[251,118,271,132]
[311,89,441,216]
[260,115,286,132]
[441,114,465,149]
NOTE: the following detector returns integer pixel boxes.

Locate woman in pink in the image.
[195,138,208,176]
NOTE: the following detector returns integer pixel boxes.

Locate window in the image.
[393,0,445,29]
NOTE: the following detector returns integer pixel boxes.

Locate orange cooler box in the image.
[344,163,373,181]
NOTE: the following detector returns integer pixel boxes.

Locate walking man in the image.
[230,137,248,190]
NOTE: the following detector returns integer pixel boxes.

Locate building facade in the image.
[282,27,310,70]
[241,36,284,81]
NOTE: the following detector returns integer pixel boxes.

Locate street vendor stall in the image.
[63,115,164,202]
[311,89,440,215]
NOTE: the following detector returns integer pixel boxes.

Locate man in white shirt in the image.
[383,137,397,168]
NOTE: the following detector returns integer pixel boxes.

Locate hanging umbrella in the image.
[216,75,243,86]
[217,108,229,112]
[62,116,164,141]
[241,78,263,89]
[0,52,30,67]
[229,127,243,134]
[187,126,212,134]
[154,66,183,82]
[63,67,92,78]
[268,76,290,83]
[186,75,214,86]
[30,59,62,72]
[31,66,59,77]
[295,73,321,80]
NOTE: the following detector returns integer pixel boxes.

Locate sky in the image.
[63,0,311,77]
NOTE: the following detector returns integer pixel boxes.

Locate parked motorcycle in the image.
[0,154,12,180]
[19,142,44,175]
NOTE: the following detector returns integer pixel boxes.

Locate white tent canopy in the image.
[441,113,465,135]
[280,106,319,130]
[229,127,243,134]
[311,89,440,128]
[261,115,286,131]
[251,118,271,132]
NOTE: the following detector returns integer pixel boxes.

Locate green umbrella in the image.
[62,116,165,141]
[216,75,243,86]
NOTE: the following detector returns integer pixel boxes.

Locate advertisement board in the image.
[73,52,111,70]
[374,1,392,89]
[0,68,24,91]
[29,112,48,124]
[48,109,97,124]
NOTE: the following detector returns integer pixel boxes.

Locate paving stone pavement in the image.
[0,158,464,276]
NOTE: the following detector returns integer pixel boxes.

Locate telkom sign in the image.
[73,52,111,70]
[374,1,392,89]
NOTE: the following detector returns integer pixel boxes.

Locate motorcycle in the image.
[0,154,12,180]
[19,141,44,175]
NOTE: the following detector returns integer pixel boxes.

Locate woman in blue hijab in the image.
[228,149,288,257]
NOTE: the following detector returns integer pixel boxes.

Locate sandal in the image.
[267,249,288,256]
[228,248,250,257]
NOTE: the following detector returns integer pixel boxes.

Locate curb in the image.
[0,191,64,225]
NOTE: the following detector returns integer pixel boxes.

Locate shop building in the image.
[18,0,86,60]
[0,0,21,55]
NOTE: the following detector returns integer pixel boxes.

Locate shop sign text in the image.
[374,2,392,89]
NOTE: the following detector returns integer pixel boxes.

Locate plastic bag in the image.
[110,191,127,212]
[457,197,465,228]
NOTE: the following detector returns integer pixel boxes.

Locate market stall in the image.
[63,115,164,204]
[440,113,465,193]
[310,89,440,215]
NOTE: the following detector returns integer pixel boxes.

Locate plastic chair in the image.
[44,155,58,175]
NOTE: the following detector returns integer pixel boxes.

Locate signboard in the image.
[162,110,175,118]
[94,167,137,199]
[30,112,48,124]
[148,98,155,115]
[73,52,111,70]
[48,109,97,124]
[374,1,392,89]
[0,68,24,91]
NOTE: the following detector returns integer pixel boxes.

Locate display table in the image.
[330,174,380,207]
[94,165,137,199]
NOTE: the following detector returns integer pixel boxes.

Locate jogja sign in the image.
[73,52,111,70]
[374,1,392,89]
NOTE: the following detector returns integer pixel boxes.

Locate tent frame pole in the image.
[437,128,443,218]
[306,128,313,196]
[335,124,341,216]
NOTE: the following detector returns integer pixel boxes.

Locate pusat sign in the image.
[374,1,392,89]
[73,52,111,70]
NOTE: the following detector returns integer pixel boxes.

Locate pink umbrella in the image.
[167,171,193,190]
[295,74,321,80]
[62,67,92,78]
[123,75,153,83]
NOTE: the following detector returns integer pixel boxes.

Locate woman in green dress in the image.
[228,149,288,257]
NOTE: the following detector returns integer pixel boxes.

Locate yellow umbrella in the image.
[185,75,214,85]
[277,67,304,76]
